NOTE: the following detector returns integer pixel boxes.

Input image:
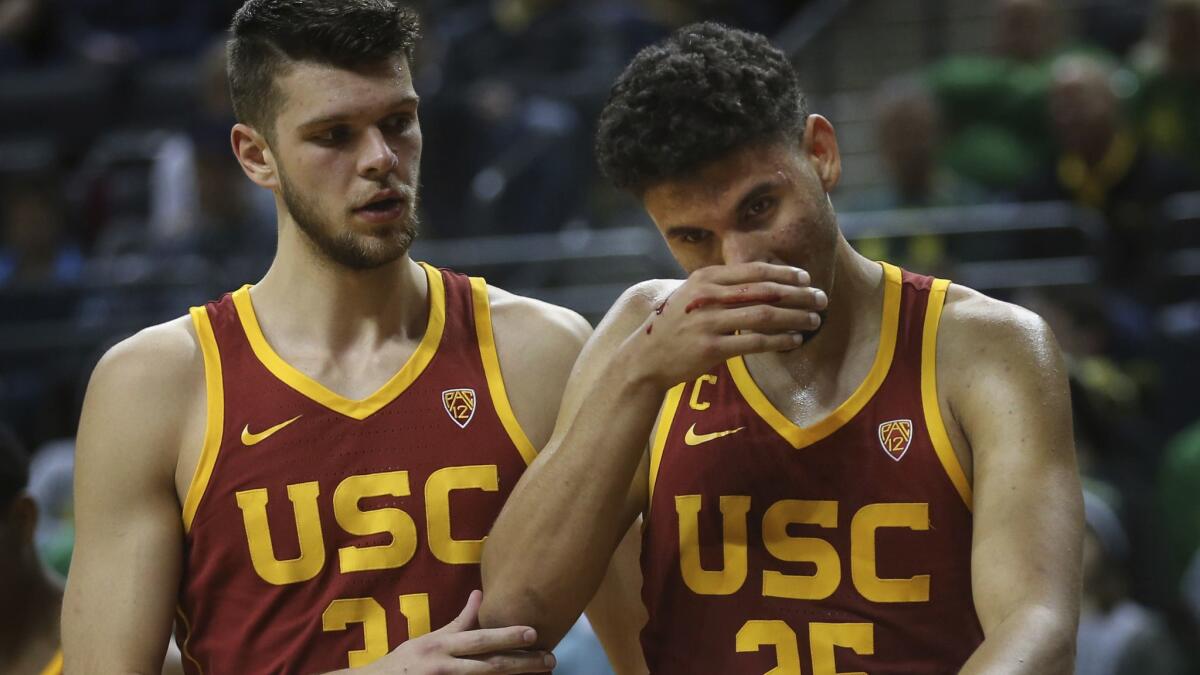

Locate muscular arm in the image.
[62,320,201,673]
[480,263,822,647]
[480,283,664,647]
[585,521,650,675]
[940,290,1083,674]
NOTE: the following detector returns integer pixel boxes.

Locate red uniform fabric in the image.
[175,265,532,674]
[640,264,983,674]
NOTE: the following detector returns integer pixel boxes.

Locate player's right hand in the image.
[622,262,826,389]
[361,590,555,674]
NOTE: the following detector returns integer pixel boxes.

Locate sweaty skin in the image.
[480,116,1081,674]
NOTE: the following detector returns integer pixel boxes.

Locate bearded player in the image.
[481,23,1083,674]
[62,2,590,673]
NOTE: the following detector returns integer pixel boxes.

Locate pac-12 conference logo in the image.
[878,419,913,461]
[442,389,477,428]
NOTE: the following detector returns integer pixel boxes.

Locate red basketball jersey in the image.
[640,263,983,674]
[175,264,536,674]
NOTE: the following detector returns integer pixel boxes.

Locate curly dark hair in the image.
[228,0,421,138]
[595,22,809,195]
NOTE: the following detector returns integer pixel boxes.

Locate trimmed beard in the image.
[278,167,420,271]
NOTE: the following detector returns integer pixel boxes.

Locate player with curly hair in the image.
[481,22,1083,674]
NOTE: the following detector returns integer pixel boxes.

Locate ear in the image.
[231,123,280,190]
[802,114,842,192]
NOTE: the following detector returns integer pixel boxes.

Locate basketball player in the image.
[0,426,63,675]
[481,23,1084,673]
[62,2,588,673]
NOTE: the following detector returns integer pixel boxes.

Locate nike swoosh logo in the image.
[684,423,746,446]
[241,415,302,446]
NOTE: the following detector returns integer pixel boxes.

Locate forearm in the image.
[480,366,663,643]
[959,605,1076,675]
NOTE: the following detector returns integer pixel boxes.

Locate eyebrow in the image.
[297,95,420,130]
[733,178,785,213]
[663,177,786,235]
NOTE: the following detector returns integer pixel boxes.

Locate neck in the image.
[773,239,884,378]
[251,222,430,352]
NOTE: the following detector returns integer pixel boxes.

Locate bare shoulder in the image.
[79,314,205,479]
[487,284,592,353]
[593,278,682,336]
[88,315,203,399]
[938,284,1061,372]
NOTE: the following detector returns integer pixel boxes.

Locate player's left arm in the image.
[938,288,1083,674]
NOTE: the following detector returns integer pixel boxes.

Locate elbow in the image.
[478,585,556,644]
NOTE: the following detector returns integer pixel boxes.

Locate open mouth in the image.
[358,197,404,213]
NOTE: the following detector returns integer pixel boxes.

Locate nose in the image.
[720,231,768,266]
[358,127,399,180]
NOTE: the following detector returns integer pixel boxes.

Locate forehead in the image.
[274,55,416,127]
[642,141,803,221]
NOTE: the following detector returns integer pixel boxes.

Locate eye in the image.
[671,229,711,245]
[744,196,776,219]
[382,114,415,134]
[312,125,351,146]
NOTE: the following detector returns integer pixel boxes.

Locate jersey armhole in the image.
[181,306,225,532]
[920,279,974,511]
[647,383,686,513]
[469,277,539,466]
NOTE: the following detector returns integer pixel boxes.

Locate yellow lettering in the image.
[333,471,418,573]
[425,465,500,564]
[322,597,389,668]
[809,622,873,675]
[399,593,432,639]
[735,620,801,675]
[689,374,718,411]
[850,502,930,602]
[677,494,750,595]
[236,482,325,585]
[762,500,840,600]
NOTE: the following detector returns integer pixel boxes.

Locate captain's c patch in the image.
[878,419,913,461]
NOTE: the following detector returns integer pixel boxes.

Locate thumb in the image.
[440,589,482,634]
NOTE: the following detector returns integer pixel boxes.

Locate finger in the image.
[438,589,483,634]
[709,305,822,336]
[683,282,827,313]
[713,331,808,358]
[456,651,557,673]
[697,261,810,287]
[444,626,539,655]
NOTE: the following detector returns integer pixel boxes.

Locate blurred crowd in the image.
[2,0,1199,672]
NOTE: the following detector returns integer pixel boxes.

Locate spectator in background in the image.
[149,38,274,277]
[1159,419,1200,605]
[0,424,63,675]
[0,174,83,287]
[846,77,989,275]
[420,0,667,236]
[0,0,61,68]
[1132,0,1200,176]
[1019,55,1197,291]
[855,76,987,211]
[57,0,230,66]
[1075,484,1185,675]
[926,0,1061,191]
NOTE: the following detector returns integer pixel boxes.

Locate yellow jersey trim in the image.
[231,262,446,421]
[176,605,205,675]
[38,649,63,675]
[920,278,974,510]
[728,262,902,449]
[648,383,687,506]
[469,276,538,466]
[183,306,225,532]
